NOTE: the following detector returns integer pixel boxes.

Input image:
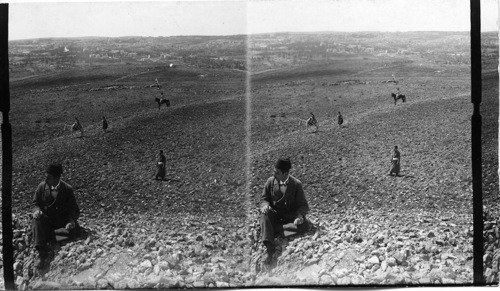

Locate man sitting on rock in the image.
[260,158,310,264]
[32,163,81,269]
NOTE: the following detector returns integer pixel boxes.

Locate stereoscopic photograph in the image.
[0,0,498,289]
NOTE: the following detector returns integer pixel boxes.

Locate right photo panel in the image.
[246,0,499,286]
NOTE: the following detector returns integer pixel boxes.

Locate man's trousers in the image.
[260,209,309,243]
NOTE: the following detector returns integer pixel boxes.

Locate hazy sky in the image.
[8,0,499,40]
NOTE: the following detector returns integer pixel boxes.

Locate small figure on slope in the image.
[155,150,167,180]
[389,146,401,176]
[102,116,108,133]
[337,111,344,127]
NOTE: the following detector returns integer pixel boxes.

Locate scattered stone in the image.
[381,260,388,271]
[96,278,109,289]
[216,281,230,287]
[31,281,63,290]
[154,264,161,275]
[368,256,380,264]
[442,278,455,284]
[337,276,351,285]
[387,257,397,267]
[140,259,153,268]
[254,276,287,285]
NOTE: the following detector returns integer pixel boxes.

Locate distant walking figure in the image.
[102,116,108,132]
[337,111,344,127]
[155,150,167,180]
[389,146,401,176]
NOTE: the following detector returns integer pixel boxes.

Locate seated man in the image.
[32,163,81,269]
[260,158,310,264]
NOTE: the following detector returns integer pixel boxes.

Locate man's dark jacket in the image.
[260,175,309,220]
[32,180,80,225]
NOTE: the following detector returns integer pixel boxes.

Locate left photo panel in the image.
[6,1,250,289]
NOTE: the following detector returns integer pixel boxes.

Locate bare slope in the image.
[2,57,498,288]
[6,63,252,289]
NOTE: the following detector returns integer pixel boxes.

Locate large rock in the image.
[31,281,64,290]
[166,255,180,268]
[386,257,397,267]
[394,251,408,265]
[161,277,181,288]
[296,264,322,282]
[332,268,349,278]
[254,276,288,285]
[381,260,388,271]
[158,260,170,271]
[126,279,140,289]
[337,276,351,285]
[96,279,109,289]
[368,256,380,264]
[144,274,163,288]
[140,259,153,269]
[216,281,230,287]
[442,278,455,284]
[418,277,432,284]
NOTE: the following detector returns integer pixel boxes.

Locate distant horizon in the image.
[10,30,498,42]
[8,0,498,41]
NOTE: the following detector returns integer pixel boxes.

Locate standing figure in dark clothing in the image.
[102,116,108,132]
[389,146,401,176]
[155,150,167,180]
[260,158,310,264]
[337,111,344,127]
[32,163,80,269]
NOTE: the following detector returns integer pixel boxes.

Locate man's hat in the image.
[46,163,63,177]
[275,158,292,172]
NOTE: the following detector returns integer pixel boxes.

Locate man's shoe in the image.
[35,252,48,269]
[261,251,273,265]
[262,241,275,265]
[35,257,44,269]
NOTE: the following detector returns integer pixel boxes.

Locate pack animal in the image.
[155,97,170,109]
[391,93,406,105]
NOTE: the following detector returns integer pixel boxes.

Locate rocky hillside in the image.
[0,59,498,289]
